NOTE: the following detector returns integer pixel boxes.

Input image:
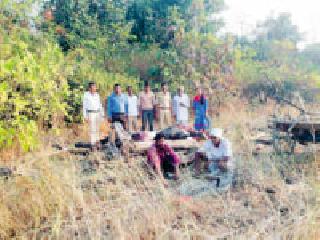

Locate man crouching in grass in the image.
[147,133,181,186]
[194,128,233,187]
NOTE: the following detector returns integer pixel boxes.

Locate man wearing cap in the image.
[147,133,181,185]
[194,128,233,183]
[173,86,190,127]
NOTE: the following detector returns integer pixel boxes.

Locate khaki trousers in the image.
[88,112,101,145]
[128,116,138,132]
[159,109,171,129]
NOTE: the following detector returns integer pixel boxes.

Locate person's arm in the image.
[219,140,233,170]
[148,147,168,185]
[99,95,105,118]
[172,97,177,117]
[152,93,157,107]
[205,98,208,114]
[165,144,181,166]
[185,95,190,108]
[169,96,174,115]
[83,93,88,120]
[125,96,129,116]
[106,96,112,120]
[164,144,181,179]
[138,93,143,114]
[192,98,196,111]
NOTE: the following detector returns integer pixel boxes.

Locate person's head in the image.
[154,133,165,147]
[209,128,223,145]
[88,82,97,93]
[114,83,121,95]
[127,86,133,96]
[196,87,203,96]
[177,86,184,96]
[144,81,151,93]
[161,82,168,93]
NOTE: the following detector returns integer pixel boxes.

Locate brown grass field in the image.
[0,99,319,239]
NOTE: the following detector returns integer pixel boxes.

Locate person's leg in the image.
[162,157,174,174]
[121,114,127,130]
[194,113,200,131]
[89,112,100,150]
[166,110,172,127]
[141,110,147,131]
[95,113,102,147]
[194,152,206,175]
[132,116,138,132]
[88,113,95,145]
[159,110,164,129]
[127,116,132,132]
[167,110,172,126]
[162,155,180,179]
[179,120,187,127]
[148,110,154,131]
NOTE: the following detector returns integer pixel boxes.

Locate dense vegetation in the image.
[1,0,320,153]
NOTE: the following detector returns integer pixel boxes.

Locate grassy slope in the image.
[0,99,319,239]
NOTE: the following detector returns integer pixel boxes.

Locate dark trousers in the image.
[141,110,154,131]
[112,113,125,128]
[161,155,175,174]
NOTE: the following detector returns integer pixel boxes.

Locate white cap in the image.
[209,128,223,138]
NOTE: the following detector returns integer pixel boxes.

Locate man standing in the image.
[156,82,172,129]
[83,82,104,150]
[139,81,156,131]
[125,86,139,133]
[107,84,127,128]
[194,128,233,187]
[173,86,190,127]
[147,133,181,186]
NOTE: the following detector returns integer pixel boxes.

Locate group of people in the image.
[83,81,232,186]
[83,81,210,146]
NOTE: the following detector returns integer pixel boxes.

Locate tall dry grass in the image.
[0,99,319,239]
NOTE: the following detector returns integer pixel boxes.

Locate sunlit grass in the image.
[0,101,319,239]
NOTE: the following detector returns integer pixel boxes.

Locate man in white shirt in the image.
[173,86,190,126]
[83,82,104,150]
[194,128,233,179]
[125,86,139,133]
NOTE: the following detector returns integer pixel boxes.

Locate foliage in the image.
[0,17,69,151]
[1,1,320,153]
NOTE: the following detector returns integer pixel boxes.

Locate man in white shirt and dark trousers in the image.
[125,86,139,133]
[173,86,190,127]
[194,128,233,188]
[83,82,104,150]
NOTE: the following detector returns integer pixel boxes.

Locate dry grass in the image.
[0,100,319,239]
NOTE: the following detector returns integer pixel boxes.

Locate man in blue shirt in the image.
[106,83,127,128]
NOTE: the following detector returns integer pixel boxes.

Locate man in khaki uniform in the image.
[156,82,172,129]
